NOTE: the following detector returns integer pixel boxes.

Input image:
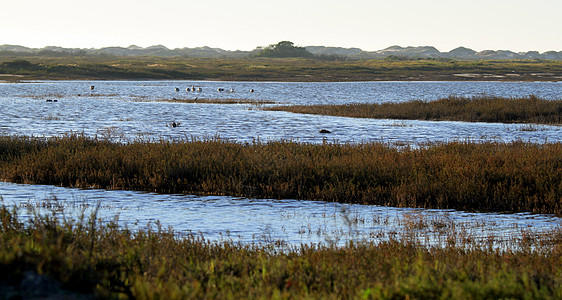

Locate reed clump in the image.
[0,203,561,299]
[1,135,561,215]
[266,95,562,124]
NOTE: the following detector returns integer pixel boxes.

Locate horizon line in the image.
[2,43,560,54]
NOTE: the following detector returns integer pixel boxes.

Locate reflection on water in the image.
[1,182,560,248]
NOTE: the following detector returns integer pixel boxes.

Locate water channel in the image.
[1,80,560,247]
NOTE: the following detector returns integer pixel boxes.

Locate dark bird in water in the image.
[319,129,331,133]
[90,85,95,90]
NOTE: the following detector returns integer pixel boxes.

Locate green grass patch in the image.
[0,202,561,299]
[266,95,562,124]
[1,135,561,215]
[0,57,560,81]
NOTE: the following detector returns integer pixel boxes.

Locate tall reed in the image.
[1,135,561,215]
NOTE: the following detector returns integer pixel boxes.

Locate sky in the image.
[1,0,561,53]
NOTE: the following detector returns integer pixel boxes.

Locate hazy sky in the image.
[1,0,560,52]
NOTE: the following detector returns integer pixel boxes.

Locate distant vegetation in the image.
[0,57,560,81]
[0,58,204,80]
[1,135,561,215]
[266,96,562,124]
[253,41,314,58]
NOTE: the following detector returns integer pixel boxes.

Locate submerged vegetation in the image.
[267,95,562,125]
[0,135,561,215]
[0,57,560,81]
[0,201,561,299]
[149,98,278,105]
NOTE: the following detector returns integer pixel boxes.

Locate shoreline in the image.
[6,76,561,83]
[5,77,562,83]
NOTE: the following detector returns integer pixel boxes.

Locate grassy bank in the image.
[1,57,561,81]
[1,135,561,215]
[266,96,562,125]
[1,203,561,299]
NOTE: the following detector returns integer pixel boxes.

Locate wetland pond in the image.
[1,80,561,247]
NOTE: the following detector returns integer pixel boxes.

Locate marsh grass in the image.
[266,95,562,125]
[383,121,413,127]
[42,114,61,121]
[145,98,278,105]
[25,93,120,100]
[0,201,561,299]
[516,124,551,132]
[0,135,561,215]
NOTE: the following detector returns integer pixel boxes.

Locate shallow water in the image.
[1,181,560,248]
[0,80,560,144]
[0,80,561,247]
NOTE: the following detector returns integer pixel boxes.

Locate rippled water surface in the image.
[0,80,561,246]
[1,182,560,247]
[0,80,560,144]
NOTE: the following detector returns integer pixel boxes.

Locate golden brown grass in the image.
[1,135,561,215]
[266,95,562,124]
